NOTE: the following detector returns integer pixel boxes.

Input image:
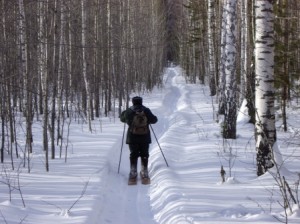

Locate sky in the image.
[0,66,300,224]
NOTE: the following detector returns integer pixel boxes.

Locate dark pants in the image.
[129,143,149,160]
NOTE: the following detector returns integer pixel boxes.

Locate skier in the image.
[120,96,158,184]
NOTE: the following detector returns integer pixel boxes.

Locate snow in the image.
[1,66,300,224]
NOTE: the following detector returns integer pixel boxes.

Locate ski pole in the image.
[118,122,126,173]
[150,125,169,167]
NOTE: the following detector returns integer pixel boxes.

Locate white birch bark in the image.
[58,0,65,114]
[38,0,49,171]
[56,0,66,156]
[218,0,228,115]
[1,0,7,164]
[207,0,216,96]
[240,0,248,104]
[255,0,276,176]
[81,0,92,131]
[106,0,112,113]
[18,0,27,109]
[68,8,72,98]
[223,0,237,139]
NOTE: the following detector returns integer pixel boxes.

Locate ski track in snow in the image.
[97,67,300,224]
[149,68,220,224]
[97,67,220,224]
[96,67,192,224]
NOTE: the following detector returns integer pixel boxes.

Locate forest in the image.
[0,0,300,175]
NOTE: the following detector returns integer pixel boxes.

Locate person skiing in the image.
[120,96,158,184]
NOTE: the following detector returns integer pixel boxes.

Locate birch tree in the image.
[207,0,217,96]
[56,0,67,158]
[240,0,248,104]
[223,0,237,139]
[0,0,7,163]
[218,0,228,115]
[38,0,49,171]
[81,0,92,131]
[255,0,276,176]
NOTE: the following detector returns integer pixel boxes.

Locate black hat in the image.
[132,96,143,105]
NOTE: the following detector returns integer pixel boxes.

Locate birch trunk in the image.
[255,0,276,176]
[240,0,247,104]
[57,0,66,158]
[1,0,6,163]
[48,0,56,161]
[38,0,49,171]
[218,0,228,115]
[81,0,92,131]
[207,0,216,96]
[67,7,72,118]
[223,0,237,139]
[18,0,27,112]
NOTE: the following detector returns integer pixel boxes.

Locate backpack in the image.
[131,110,149,135]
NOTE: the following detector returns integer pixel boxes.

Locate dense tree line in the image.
[0,0,167,170]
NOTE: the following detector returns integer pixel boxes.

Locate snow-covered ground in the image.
[1,67,300,224]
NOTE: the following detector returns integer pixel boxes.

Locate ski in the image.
[140,172,150,185]
[128,176,150,185]
[127,172,150,185]
[128,168,138,185]
[128,177,137,185]
[141,177,150,185]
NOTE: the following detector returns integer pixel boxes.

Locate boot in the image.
[140,157,149,178]
[129,157,138,179]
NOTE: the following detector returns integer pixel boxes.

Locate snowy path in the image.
[3,67,300,224]
[148,68,224,223]
[96,67,221,224]
[97,67,300,224]
[95,67,198,224]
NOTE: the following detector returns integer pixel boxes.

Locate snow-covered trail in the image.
[94,67,196,224]
[94,149,156,224]
[95,67,235,224]
[88,66,300,224]
[148,68,225,224]
[2,66,300,224]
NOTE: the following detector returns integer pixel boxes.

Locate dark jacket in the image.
[120,105,157,144]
